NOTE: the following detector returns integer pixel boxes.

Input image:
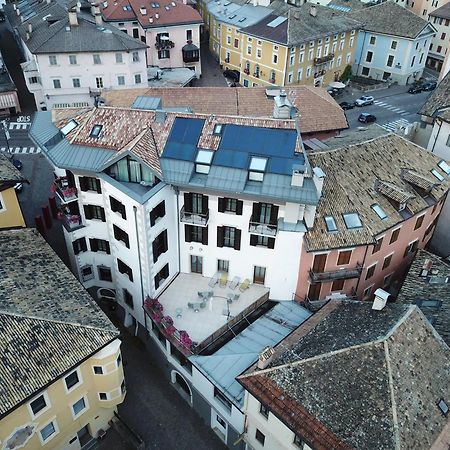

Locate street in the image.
[339,86,433,131]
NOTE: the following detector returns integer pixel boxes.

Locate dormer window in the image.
[438,160,450,175]
[371,203,387,220]
[195,149,214,174]
[213,124,223,135]
[324,215,337,232]
[90,125,103,138]
[438,399,449,417]
[249,156,267,182]
[343,212,362,229]
[60,119,78,136]
[431,169,444,181]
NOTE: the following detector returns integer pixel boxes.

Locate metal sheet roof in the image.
[163,117,205,160]
[190,301,311,407]
[131,96,162,110]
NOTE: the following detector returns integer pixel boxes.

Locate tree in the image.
[340,65,352,83]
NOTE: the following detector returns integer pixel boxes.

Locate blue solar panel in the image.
[163,117,205,161]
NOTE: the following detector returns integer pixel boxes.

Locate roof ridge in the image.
[0,309,118,335]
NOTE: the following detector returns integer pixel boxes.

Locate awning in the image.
[0,92,18,109]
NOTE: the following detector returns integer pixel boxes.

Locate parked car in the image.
[355,95,374,106]
[11,158,23,170]
[358,113,377,124]
[422,81,437,91]
[223,69,240,82]
[408,85,423,94]
[339,101,355,110]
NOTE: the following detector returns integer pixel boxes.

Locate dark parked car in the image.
[11,158,23,170]
[408,85,423,94]
[422,81,437,91]
[339,101,355,110]
[223,69,240,82]
[358,113,377,124]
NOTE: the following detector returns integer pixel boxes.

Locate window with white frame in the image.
[49,55,57,65]
[297,68,303,81]
[72,78,81,88]
[64,369,81,391]
[132,51,140,62]
[71,397,87,418]
[134,74,142,84]
[29,393,49,417]
[93,54,101,64]
[299,51,304,63]
[39,420,58,444]
[115,53,123,63]
[69,55,77,65]
[53,79,61,89]
[95,77,104,88]
[117,75,125,85]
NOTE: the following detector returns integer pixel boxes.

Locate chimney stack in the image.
[273,90,292,119]
[312,166,325,196]
[140,5,147,14]
[26,31,30,40]
[16,8,20,16]
[68,8,78,26]
[76,0,81,12]
[95,13,102,25]
[257,347,275,370]
[309,5,317,17]
[372,289,390,311]
[28,23,33,33]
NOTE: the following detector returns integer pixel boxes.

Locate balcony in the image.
[182,42,200,63]
[309,263,363,283]
[51,177,78,203]
[155,40,175,50]
[180,206,209,227]
[57,211,84,232]
[248,218,277,237]
[314,53,334,66]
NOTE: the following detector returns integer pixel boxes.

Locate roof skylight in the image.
[213,124,223,135]
[324,215,337,232]
[438,399,449,416]
[438,160,450,175]
[195,150,214,174]
[249,156,267,171]
[343,212,362,229]
[60,119,78,136]
[90,124,103,138]
[371,203,387,220]
[431,169,444,181]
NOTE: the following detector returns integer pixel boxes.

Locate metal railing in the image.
[309,263,363,282]
[248,217,277,237]
[180,206,209,226]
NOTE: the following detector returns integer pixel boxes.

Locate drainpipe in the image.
[175,187,181,272]
[355,244,369,298]
[357,32,368,76]
[431,117,443,154]
[134,205,147,336]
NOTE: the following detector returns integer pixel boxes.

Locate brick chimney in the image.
[68,8,79,26]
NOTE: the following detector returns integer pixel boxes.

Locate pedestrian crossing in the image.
[8,122,31,130]
[380,118,411,132]
[373,100,410,116]
[0,146,41,154]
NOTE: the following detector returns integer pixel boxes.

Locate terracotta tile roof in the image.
[397,248,450,346]
[101,86,348,134]
[305,133,450,251]
[239,301,450,450]
[0,153,26,187]
[0,229,118,417]
[102,0,203,27]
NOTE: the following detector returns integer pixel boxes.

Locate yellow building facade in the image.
[239,29,358,87]
[0,186,26,229]
[0,340,125,450]
[221,24,242,71]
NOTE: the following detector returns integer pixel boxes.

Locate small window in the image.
[99,392,108,400]
[132,51,140,62]
[69,55,77,65]
[72,397,86,416]
[431,169,444,181]
[218,259,229,272]
[81,265,94,282]
[372,237,384,254]
[93,54,101,64]
[123,289,133,308]
[114,225,129,248]
[53,79,61,89]
[115,53,123,63]
[213,124,223,135]
[259,403,269,418]
[337,250,351,265]
[369,36,376,45]
[390,228,401,244]
[117,259,133,281]
[383,254,392,270]
[72,78,81,88]
[249,156,267,181]
[134,74,142,84]
[60,119,78,136]
[195,149,214,174]
[371,203,387,220]
[391,40,397,49]
[255,429,266,445]
[40,421,56,442]
[93,366,103,374]
[343,212,362,229]
[117,75,125,86]
[438,160,450,175]
[365,264,376,280]
[324,216,337,232]
[438,399,449,416]
[65,370,80,390]
[49,55,57,65]
[90,125,103,138]
[363,285,373,299]
[30,395,47,416]
[331,279,344,291]
[414,215,424,230]
[294,434,304,448]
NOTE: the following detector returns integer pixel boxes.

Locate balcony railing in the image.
[309,263,363,282]
[58,212,84,232]
[182,51,200,63]
[314,53,334,66]
[248,218,277,237]
[180,206,209,227]
[144,297,194,356]
[155,40,175,50]
[51,177,78,203]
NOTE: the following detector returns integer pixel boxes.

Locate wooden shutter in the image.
[90,238,98,252]
[202,227,209,245]
[105,241,110,254]
[159,201,165,218]
[95,178,102,193]
[185,225,193,242]
[121,204,127,220]
[268,237,275,249]
[79,177,87,192]
[270,205,279,224]
[152,239,159,263]
[202,195,209,214]
[217,226,224,247]
[218,197,225,213]
[162,230,168,252]
[184,193,192,212]
[73,240,80,255]
[83,205,92,219]
[150,209,156,226]
[234,228,241,250]
[100,207,106,222]
[252,203,261,221]
[236,200,243,215]
[250,234,258,246]
[80,238,87,252]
